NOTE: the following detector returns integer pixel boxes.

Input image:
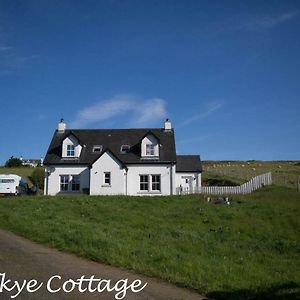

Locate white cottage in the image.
[43,119,202,196]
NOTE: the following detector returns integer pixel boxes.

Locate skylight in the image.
[120,145,130,153]
[93,145,102,153]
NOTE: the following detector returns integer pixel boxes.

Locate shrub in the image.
[29,168,45,190]
[203,178,239,186]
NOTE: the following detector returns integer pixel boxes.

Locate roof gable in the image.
[91,148,125,167]
[63,131,82,146]
[140,131,160,143]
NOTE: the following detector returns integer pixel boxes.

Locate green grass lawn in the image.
[0,186,299,299]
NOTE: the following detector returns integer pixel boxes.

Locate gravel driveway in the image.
[0,229,206,300]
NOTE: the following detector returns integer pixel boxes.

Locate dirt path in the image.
[0,229,206,300]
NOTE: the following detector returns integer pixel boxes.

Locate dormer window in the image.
[93,145,103,153]
[146,144,155,156]
[67,145,75,156]
[120,145,130,154]
[141,133,159,158]
[62,134,82,158]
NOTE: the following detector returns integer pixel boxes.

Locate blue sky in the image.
[0,0,299,164]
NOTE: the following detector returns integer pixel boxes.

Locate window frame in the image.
[71,175,80,191]
[145,144,155,156]
[93,145,103,153]
[0,179,15,183]
[139,175,149,191]
[66,144,75,157]
[151,174,161,191]
[104,172,111,186]
[60,175,69,191]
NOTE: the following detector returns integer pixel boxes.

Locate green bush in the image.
[29,168,45,190]
[5,157,22,168]
[203,177,239,186]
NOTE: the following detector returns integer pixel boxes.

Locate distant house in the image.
[20,157,43,168]
[43,119,202,196]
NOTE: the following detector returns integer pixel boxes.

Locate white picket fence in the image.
[199,172,272,195]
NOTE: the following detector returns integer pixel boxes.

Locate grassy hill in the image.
[0,162,299,298]
[0,166,38,179]
[203,161,300,189]
[0,186,299,299]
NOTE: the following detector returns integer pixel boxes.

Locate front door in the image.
[181,176,193,194]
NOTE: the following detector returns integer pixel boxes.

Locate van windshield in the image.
[0,179,15,183]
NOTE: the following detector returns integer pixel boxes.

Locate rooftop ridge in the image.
[58,128,172,131]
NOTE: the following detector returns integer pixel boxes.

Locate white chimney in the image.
[58,118,66,133]
[164,118,172,131]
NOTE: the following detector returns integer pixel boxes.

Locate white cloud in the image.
[133,98,167,127]
[0,45,13,52]
[70,94,167,128]
[178,100,223,128]
[246,11,298,30]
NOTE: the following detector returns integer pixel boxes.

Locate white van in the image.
[0,174,27,195]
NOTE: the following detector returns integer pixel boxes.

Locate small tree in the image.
[5,156,23,168]
[30,168,45,190]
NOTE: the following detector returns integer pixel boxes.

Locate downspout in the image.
[45,169,48,195]
[125,167,128,196]
[88,166,92,195]
[170,163,173,196]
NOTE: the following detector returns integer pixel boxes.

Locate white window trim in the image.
[145,144,155,156]
[102,172,111,187]
[139,174,161,193]
[59,175,81,193]
[139,174,149,191]
[151,174,161,192]
[60,175,69,191]
[93,145,103,153]
[66,144,75,157]
[71,175,80,191]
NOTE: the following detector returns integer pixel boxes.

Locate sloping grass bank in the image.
[0,186,299,299]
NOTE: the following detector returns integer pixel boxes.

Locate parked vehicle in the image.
[0,174,34,196]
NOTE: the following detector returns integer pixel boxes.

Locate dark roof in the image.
[43,128,177,166]
[176,155,202,172]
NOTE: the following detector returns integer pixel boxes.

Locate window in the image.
[67,144,75,156]
[0,179,14,183]
[140,175,149,191]
[60,175,69,191]
[93,145,102,153]
[146,144,155,156]
[139,174,161,192]
[120,145,130,153]
[71,175,80,191]
[104,172,111,185]
[152,175,161,191]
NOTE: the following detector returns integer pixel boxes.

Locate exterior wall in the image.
[62,135,82,157]
[170,164,176,195]
[126,164,173,196]
[44,165,90,195]
[90,152,125,195]
[175,172,201,194]
[44,162,201,196]
[141,134,159,157]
